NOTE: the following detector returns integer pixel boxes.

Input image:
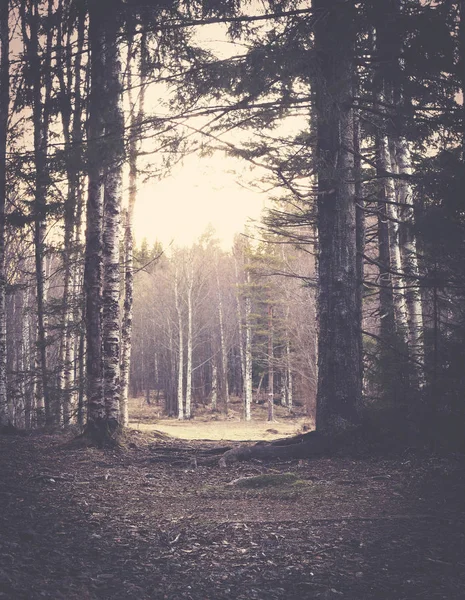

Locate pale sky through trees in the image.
[133,151,266,249]
[132,18,268,250]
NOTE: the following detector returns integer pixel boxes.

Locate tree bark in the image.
[84,2,106,433]
[0,0,8,426]
[244,269,252,421]
[174,265,184,420]
[375,133,397,341]
[314,0,362,434]
[379,134,409,343]
[21,0,54,425]
[185,261,193,418]
[102,6,124,427]
[267,305,274,422]
[395,137,425,384]
[216,265,229,413]
[57,1,85,425]
[120,32,147,427]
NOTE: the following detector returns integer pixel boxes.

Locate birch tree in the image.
[101,6,124,429]
[83,1,114,442]
[120,33,147,427]
[0,0,8,426]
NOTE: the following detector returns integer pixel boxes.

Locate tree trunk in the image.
[354,112,365,384]
[375,133,397,340]
[174,266,184,420]
[57,2,85,425]
[120,34,146,427]
[379,134,409,343]
[211,360,218,411]
[185,262,193,419]
[0,0,8,426]
[395,137,425,384]
[216,266,229,412]
[460,0,465,160]
[314,0,362,434]
[233,251,245,396]
[83,2,106,436]
[22,0,54,425]
[101,6,124,428]
[286,338,293,413]
[267,305,274,422]
[244,270,252,421]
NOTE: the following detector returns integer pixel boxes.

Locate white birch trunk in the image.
[0,0,8,425]
[84,3,106,429]
[286,339,293,413]
[120,37,146,427]
[233,253,246,394]
[185,262,193,419]
[267,305,274,422]
[174,267,184,420]
[211,361,218,410]
[244,270,252,421]
[395,137,425,380]
[102,9,124,427]
[379,135,409,344]
[216,266,229,412]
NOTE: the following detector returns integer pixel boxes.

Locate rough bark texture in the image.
[84,3,106,427]
[210,361,217,410]
[380,135,409,343]
[216,267,229,412]
[375,134,397,340]
[267,305,274,422]
[354,114,365,383]
[244,271,252,421]
[395,138,425,382]
[57,2,85,425]
[0,0,8,426]
[102,6,124,425]
[22,0,54,424]
[233,253,245,397]
[174,267,184,420]
[185,263,193,419]
[219,431,331,467]
[314,0,362,435]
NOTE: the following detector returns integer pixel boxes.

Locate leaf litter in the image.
[0,431,464,599]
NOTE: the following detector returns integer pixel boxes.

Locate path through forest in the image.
[0,432,464,599]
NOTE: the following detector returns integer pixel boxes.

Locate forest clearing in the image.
[129,396,311,441]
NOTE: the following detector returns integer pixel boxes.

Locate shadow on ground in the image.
[0,432,464,599]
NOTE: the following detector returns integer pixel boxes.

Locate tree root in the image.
[219,431,331,467]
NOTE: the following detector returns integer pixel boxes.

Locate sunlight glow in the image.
[133,152,266,250]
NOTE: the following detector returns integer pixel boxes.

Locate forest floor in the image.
[1,416,465,599]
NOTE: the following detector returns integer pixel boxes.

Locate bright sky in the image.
[133,151,266,250]
[132,20,268,251]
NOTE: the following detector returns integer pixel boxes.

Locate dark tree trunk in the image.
[313,0,362,434]
[83,2,106,436]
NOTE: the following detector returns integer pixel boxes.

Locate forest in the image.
[0,1,464,599]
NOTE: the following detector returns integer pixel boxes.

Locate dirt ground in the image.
[1,425,465,600]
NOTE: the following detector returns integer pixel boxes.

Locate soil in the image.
[0,429,464,600]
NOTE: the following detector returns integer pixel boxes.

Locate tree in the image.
[83,0,124,444]
[0,0,8,426]
[313,0,362,434]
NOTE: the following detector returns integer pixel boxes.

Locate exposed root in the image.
[68,418,122,449]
